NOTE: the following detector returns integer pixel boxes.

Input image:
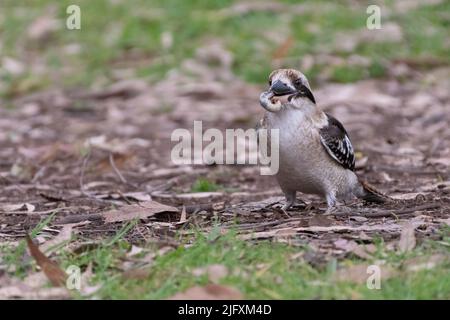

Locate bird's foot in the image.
[266,201,291,217]
[277,205,292,218]
[324,207,337,216]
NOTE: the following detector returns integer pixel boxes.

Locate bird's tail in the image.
[356,180,392,204]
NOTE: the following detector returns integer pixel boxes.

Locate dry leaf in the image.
[126,245,144,257]
[240,223,402,240]
[25,235,67,287]
[333,239,348,249]
[1,203,35,212]
[192,264,228,283]
[41,225,73,253]
[123,192,151,202]
[351,245,376,260]
[334,239,376,260]
[179,206,187,224]
[101,200,178,223]
[398,222,416,253]
[168,284,242,300]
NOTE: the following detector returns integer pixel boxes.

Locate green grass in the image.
[0,212,57,277]
[191,178,221,192]
[1,0,449,98]
[69,227,449,299]
[2,220,449,299]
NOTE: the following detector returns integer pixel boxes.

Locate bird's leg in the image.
[282,190,296,211]
[324,193,355,215]
[324,193,337,215]
[267,190,295,217]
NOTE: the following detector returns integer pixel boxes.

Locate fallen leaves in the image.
[25,235,66,287]
[192,264,229,283]
[41,225,74,253]
[239,222,403,241]
[333,239,376,260]
[101,200,178,223]
[1,203,35,213]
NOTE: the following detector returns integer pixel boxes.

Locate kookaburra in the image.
[258,68,388,211]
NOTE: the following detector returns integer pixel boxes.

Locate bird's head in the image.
[267,69,315,104]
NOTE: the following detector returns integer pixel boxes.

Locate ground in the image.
[0,0,449,299]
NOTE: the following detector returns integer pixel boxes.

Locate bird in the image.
[257,68,390,213]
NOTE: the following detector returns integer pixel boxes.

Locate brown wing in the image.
[319,113,355,171]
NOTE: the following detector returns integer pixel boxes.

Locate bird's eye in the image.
[294,78,302,87]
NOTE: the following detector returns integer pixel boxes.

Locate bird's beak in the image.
[270,80,296,96]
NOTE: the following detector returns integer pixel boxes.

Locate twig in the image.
[38,192,69,202]
[226,217,306,230]
[334,203,441,218]
[362,203,441,218]
[80,149,92,195]
[2,207,78,215]
[116,189,133,205]
[183,203,225,214]
[56,213,103,224]
[109,152,127,184]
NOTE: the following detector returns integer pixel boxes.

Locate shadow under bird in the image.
[257,68,390,213]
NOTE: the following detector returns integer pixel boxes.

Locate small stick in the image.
[361,203,441,218]
[56,213,103,224]
[116,189,133,205]
[109,152,127,184]
[80,149,91,194]
[333,203,441,218]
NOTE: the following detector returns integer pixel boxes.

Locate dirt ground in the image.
[1,50,449,259]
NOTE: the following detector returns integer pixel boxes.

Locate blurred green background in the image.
[1,0,449,99]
